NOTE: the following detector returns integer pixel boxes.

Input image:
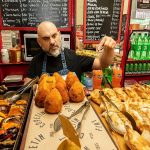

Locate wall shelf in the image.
[125,73,150,77]
[0,62,30,65]
[127,59,150,63]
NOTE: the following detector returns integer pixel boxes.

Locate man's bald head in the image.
[37,21,58,36]
[37,21,62,57]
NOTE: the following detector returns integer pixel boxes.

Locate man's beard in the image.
[50,48,61,57]
[46,48,61,57]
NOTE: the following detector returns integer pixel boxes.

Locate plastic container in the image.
[9,47,21,63]
[1,48,10,63]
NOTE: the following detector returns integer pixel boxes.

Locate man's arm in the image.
[92,36,116,70]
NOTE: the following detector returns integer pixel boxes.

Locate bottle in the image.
[125,64,129,73]
[135,33,143,60]
[129,33,136,59]
[129,63,134,74]
[92,70,103,90]
[1,49,10,64]
[102,66,113,88]
[141,33,148,60]
[112,64,122,88]
[147,34,150,59]
[133,63,138,74]
[138,63,142,74]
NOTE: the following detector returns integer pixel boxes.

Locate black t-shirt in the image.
[27,49,94,80]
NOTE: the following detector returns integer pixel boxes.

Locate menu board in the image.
[137,0,150,9]
[84,0,123,43]
[0,0,70,28]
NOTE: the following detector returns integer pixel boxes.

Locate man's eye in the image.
[52,34,57,39]
[43,37,49,40]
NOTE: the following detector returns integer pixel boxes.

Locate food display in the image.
[89,83,150,150]
[0,99,28,149]
[34,72,85,113]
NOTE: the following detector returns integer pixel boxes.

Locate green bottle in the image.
[147,35,150,60]
[141,33,148,60]
[129,33,136,59]
[135,33,143,60]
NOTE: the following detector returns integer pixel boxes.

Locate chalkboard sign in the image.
[0,0,70,28]
[84,0,123,43]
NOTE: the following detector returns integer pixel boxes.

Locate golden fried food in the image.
[69,81,85,102]
[38,73,49,84]
[124,126,150,150]
[53,72,66,88]
[8,105,24,117]
[35,76,56,108]
[90,89,101,105]
[15,100,27,105]
[56,82,69,104]
[66,72,79,90]
[44,88,63,113]
[2,122,20,130]
[57,139,81,150]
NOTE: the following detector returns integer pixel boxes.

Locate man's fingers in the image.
[108,41,116,49]
[97,36,107,51]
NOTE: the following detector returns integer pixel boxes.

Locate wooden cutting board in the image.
[21,98,118,150]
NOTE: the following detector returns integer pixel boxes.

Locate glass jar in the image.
[9,47,21,63]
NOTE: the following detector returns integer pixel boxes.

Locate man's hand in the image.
[97,36,116,52]
[95,36,116,69]
[0,85,8,93]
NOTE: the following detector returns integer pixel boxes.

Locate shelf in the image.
[125,73,150,77]
[127,59,150,63]
[0,62,30,65]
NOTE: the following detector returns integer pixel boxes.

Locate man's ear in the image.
[58,31,61,39]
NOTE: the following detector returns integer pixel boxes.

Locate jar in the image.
[9,47,21,63]
[1,49,10,64]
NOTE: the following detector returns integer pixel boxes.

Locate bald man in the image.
[24,21,116,83]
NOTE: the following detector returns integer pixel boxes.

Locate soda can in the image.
[125,64,129,72]
[129,63,134,74]
[134,63,138,73]
[143,63,147,74]
[138,63,142,73]
[148,63,150,73]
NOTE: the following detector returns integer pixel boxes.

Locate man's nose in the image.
[49,38,55,45]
